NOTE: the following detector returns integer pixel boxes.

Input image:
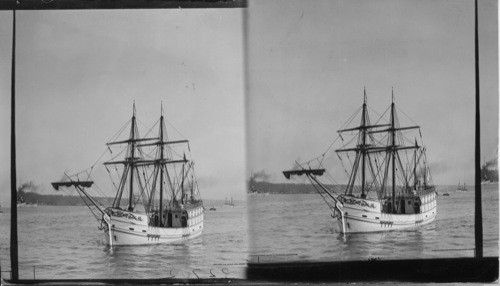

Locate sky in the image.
[0,8,246,204]
[0,1,498,206]
[246,0,498,185]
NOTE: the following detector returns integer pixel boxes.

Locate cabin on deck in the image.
[149,208,188,228]
[382,196,421,214]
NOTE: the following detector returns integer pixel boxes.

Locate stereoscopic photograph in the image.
[0,0,498,284]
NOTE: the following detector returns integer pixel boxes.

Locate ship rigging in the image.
[284,90,437,233]
[52,104,204,245]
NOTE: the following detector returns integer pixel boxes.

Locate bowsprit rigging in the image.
[283,89,437,233]
[52,103,204,246]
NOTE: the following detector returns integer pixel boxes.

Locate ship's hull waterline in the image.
[103,206,204,246]
[335,191,437,233]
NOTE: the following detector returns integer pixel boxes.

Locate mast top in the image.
[363,87,367,104]
[133,101,136,117]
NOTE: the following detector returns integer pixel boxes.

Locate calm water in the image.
[1,186,498,280]
[248,184,499,263]
[0,199,247,280]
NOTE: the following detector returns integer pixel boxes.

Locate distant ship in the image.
[17,182,39,207]
[456,181,467,192]
[52,104,204,246]
[224,197,235,207]
[284,91,437,233]
[248,184,269,196]
[16,196,31,208]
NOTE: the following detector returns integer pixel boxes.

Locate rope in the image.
[137,117,159,139]
[164,118,189,142]
[107,117,131,144]
[105,165,119,192]
[337,153,351,180]
[396,105,420,127]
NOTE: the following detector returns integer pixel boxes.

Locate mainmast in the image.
[159,109,165,226]
[390,92,396,213]
[133,106,190,215]
[360,89,367,198]
[128,103,137,211]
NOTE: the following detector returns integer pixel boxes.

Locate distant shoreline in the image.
[4,195,238,207]
[3,181,496,207]
[249,181,499,195]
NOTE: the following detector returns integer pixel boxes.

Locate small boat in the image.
[283,90,437,233]
[443,192,450,196]
[209,206,216,211]
[52,104,204,246]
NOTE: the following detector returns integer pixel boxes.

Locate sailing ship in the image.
[52,104,204,246]
[224,197,235,207]
[283,91,437,233]
[456,181,467,191]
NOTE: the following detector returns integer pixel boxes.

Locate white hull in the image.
[335,191,437,233]
[103,206,204,246]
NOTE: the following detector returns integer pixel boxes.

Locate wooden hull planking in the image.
[335,192,437,233]
[102,206,204,246]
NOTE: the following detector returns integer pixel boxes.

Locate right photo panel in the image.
[245,0,498,282]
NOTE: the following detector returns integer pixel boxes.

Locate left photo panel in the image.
[0,6,247,280]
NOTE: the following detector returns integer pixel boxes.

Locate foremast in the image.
[147,107,190,226]
[335,89,389,199]
[104,103,156,211]
[133,104,201,227]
